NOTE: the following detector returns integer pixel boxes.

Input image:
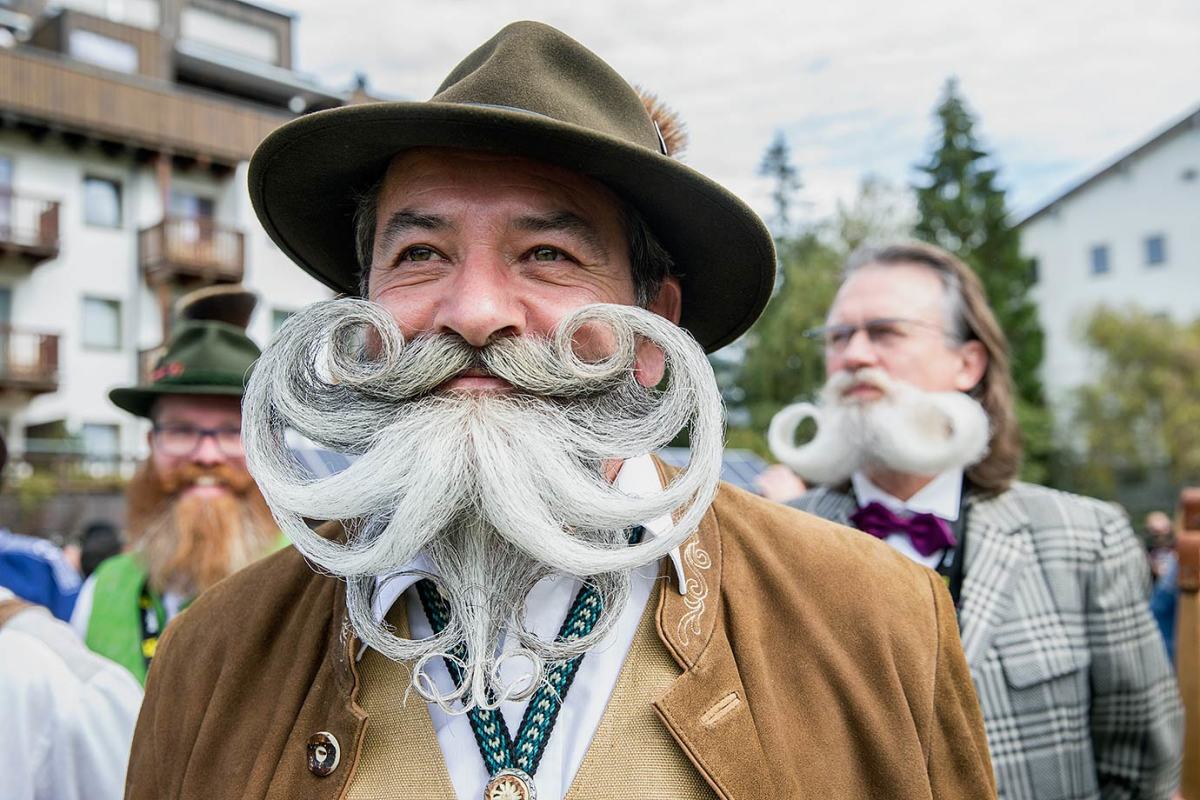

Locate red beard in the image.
[125,462,277,596]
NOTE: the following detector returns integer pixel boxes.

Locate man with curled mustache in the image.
[772,241,1182,799]
[126,23,994,800]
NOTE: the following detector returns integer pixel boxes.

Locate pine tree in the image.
[914,78,1052,481]
[758,131,802,236]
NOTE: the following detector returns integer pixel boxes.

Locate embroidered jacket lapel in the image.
[956,491,1035,669]
[652,495,781,800]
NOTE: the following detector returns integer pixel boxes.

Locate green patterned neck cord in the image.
[416,525,646,779]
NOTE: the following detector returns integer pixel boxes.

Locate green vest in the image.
[84,553,165,685]
[85,535,290,684]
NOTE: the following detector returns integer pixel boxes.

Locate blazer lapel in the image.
[650,488,781,800]
[957,491,1035,668]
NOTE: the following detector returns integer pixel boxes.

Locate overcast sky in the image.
[281,0,1199,225]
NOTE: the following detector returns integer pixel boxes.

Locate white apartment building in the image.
[0,0,366,467]
[1020,103,1200,423]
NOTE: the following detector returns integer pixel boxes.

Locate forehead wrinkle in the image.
[377,209,455,255]
[512,211,609,260]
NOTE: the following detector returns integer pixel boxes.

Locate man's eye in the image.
[530,246,568,262]
[868,324,903,340]
[827,328,854,345]
[400,246,437,262]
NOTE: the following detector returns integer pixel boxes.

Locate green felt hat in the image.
[109,291,261,419]
[248,20,775,353]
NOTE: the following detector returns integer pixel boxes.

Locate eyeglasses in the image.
[151,424,244,457]
[804,318,960,354]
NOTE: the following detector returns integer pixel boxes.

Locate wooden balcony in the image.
[0,327,59,394]
[0,192,60,264]
[139,217,245,285]
[0,46,293,165]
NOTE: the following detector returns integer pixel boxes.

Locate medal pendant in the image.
[484,768,536,800]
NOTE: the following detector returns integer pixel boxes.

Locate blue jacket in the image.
[0,528,81,621]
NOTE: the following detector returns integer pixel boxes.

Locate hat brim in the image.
[109,384,245,419]
[249,102,775,353]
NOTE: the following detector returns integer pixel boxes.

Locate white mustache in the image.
[241,298,725,713]
[769,368,991,485]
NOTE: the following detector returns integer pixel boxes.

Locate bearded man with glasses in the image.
[771,241,1183,800]
[70,287,279,685]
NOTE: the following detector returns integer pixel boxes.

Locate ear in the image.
[635,277,683,387]
[953,340,988,393]
[647,276,682,324]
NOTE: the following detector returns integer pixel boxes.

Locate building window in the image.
[1145,235,1167,266]
[1089,244,1110,276]
[271,308,295,334]
[82,297,121,350]
[81,423,119,459]
[180,7,280,64]
[59,0,160,29]
[83,176,122,227]
[1028,257,1039,284]
[68,30,138,73]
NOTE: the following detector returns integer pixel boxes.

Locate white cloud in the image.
[283,0,1200,222]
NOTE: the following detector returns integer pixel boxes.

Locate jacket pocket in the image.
[995,623,1089,690]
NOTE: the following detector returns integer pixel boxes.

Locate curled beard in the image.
[768,368,991,486]
[125,462,278,596]
[243,299,724,712]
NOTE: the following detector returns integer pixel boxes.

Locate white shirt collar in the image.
[369,453,687,625]
[851,467,964,521]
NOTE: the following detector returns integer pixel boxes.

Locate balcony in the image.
[139,217,245,285]
[0,46,293,166]
[0,192,61,264]
[0,327,60,395]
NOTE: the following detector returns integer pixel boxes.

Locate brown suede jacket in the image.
[126,477,996,800]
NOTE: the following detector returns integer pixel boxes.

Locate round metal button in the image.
[306,731,340,777]
[484,768,536,800]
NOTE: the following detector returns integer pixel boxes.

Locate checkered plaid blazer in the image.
[793,481,1183,800]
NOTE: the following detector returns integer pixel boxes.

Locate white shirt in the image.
[367,454,686,800]
[0,587,143,800]
[851,468,963,569]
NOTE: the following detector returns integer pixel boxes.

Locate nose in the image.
[190,432,225,467]
[834,327,879,372]
[432,252,525,347]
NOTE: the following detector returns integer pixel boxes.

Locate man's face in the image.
[367,148,680,391]
[823,263,985,401]
[148,394,247,498]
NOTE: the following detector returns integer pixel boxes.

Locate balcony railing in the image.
[139,216,245,285]
[0,327,60,394]
[0,192,60,263]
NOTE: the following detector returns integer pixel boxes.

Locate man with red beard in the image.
[70,288,278,685]
[126,24,997,800]
[772,241,1183,799]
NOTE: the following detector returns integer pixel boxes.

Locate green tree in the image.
[730,234,842,455]
[759,131,802,236]
[1070,307,1200,503]
[831,175,914,255]
[913,78,1051,481]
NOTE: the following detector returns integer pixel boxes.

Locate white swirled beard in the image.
[242,299,724,713]
[768,368,991,486]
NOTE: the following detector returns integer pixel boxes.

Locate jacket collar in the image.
[652,460,781,800]
[815,483,1035,669]
[955,488,1035,668]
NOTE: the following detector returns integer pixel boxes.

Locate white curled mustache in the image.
[768,368,990,485]
[241,298,725,712]
[243,299,723,579]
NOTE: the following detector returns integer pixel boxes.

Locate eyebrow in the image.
[512,211,609,260]
[376,209,453,257]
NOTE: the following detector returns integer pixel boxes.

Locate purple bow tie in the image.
[849,501,957,557]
